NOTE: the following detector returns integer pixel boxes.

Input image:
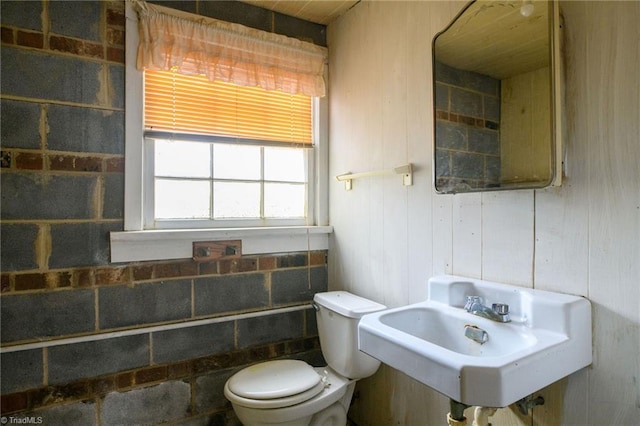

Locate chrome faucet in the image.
[464,296,511,323]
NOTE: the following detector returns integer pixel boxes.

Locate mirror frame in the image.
[432,0,563,194]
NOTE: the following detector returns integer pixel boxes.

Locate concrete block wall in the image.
[434,61,501,190]
[1,1,328,424]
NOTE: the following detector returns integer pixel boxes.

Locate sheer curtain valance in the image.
[133,0,328,97]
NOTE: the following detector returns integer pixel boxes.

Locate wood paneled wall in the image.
[327,1,639,425]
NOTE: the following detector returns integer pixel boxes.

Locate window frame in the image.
[110,3,330,263]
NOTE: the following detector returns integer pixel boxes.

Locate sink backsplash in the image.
[427,275,589,333]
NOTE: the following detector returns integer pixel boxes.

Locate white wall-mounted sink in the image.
[358,275,592,407]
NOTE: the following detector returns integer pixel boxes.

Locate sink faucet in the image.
[464,296,511,323]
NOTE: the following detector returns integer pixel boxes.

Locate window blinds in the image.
[144,69,313,145]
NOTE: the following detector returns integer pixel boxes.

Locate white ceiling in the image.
[240,0,359,25]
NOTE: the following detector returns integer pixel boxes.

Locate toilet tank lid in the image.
[314,291,386,318]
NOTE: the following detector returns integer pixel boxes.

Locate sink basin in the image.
[379,306,542,358]
[358,275,592,407]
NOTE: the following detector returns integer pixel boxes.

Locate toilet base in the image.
[308,401,347,426]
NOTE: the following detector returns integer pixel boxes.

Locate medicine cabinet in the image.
[433,0,563,194]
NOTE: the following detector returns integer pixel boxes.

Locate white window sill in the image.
[110,226,333,263]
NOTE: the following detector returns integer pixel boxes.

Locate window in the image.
[111,2,331,263]
[142,70,315,229]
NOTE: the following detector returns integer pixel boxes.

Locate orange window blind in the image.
[144,69,313,145]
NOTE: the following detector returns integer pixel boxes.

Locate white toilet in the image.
[224,291,386,425]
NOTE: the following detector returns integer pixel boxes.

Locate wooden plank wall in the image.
[327,1,639,425]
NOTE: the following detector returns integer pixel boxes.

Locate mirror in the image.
[433,0,562,194]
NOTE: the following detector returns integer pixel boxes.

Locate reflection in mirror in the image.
[433,0,562,194]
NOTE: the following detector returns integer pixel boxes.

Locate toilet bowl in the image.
[224,361,353,425]
[224,291,387,425]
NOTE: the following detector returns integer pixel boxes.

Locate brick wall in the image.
[434,61,501,191]
[0,1,327,424]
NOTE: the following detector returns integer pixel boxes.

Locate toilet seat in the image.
[225,360,325,409]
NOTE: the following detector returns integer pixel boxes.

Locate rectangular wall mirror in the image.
[433,0,563,194]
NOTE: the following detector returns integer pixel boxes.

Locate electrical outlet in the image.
[192,240,242,262]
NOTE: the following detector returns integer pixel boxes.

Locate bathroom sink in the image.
[358,275,592,407]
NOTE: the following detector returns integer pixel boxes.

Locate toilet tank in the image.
[313,291,386,379]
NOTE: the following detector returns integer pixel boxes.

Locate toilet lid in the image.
[227,360,322,400]
[224,380,325,409]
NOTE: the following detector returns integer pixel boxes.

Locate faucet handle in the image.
[492,303,510,315]
[464,296,483,311]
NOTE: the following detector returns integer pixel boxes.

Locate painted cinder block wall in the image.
[0,1,328,424]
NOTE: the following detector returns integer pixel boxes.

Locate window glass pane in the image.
[213,182,260,218]
[213,144,261,180]
[155,179,210,219]
[264,147,305,182]
[155,140,211,178]
[264,183,305,218]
